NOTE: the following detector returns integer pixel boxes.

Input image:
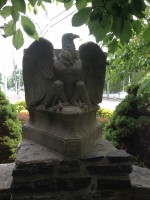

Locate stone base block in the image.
[11,138,132,200]
[23,106,102,158]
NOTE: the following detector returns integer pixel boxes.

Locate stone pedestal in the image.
[23,106,101,158]
[11,138,132,200]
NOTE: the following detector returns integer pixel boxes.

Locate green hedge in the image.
[15,100,26,113]
[0,90,22,163]
[104,84,150,167]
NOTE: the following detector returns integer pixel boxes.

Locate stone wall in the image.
[1,143,150,200]
[10,138,132,200]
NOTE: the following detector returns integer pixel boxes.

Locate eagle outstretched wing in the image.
[79,42,106,105]
[23,38,55,107]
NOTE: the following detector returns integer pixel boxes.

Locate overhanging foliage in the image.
[0,0,150,49]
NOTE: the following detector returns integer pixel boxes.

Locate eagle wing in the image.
[23,38,55,106]
[79,42,106,105]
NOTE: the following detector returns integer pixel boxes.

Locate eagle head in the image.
[62,33,79,49]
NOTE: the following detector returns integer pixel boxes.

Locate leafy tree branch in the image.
[0,0,149,50]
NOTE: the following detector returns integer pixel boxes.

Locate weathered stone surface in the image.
[87,164,132,175]
[97,177,131,189]
[16,139,62,163]
[23,106,102,158]
[58,160,80,173]
[13,162,54,177]
[12,177,91,192]
[0,163,15,200]
[10,139,133,200]
[11,192,118,200]
[82,138,116,160]
[106,150,132,163]
[130,165,150,200]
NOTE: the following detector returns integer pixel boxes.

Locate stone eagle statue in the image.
[23,33,106,110]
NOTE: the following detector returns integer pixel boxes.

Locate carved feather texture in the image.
[23,38,55,106]
[79,42,106,105]
[23,36,106,107]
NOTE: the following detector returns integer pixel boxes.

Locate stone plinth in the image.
[0,163,15,200]
[23,106,102,158]
[11,138,132,200]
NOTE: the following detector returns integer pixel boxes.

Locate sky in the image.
[0,2,96,80]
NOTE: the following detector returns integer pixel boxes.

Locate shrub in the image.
[18,110,29,125]
[97,108,113,126]
[0,90,22,163]
[15,100,26,113]
[104,84,150,167]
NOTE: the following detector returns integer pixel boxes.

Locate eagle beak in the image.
[73,34,80,39]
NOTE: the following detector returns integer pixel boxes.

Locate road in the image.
[99,98,122,110]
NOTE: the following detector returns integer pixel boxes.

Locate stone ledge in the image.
[0,163,15,200]
[130,165,150,200]
[106,150,132,163]
[87,164,132,175]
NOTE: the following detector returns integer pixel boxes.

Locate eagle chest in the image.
[54,62,81,83]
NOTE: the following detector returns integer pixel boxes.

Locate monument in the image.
[11,34,132,200]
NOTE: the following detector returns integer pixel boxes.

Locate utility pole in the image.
[13,49,17,93]
[0,24,7,94]
[107,80,110,99]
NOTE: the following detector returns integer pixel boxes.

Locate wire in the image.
[50,9,77,28]
[40,3,76,36]
[49,3,76,22]
[43,9,77,36]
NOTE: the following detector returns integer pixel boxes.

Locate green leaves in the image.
[143,25,150,42]
[0,6,11,19]
[76,0,87,10]
[130,0,146,18]
[109,39,118,53]
[64,0,74,10]
[132,20,142,35]
[92,0,103,8]
[13,29,24,49]
[12,0,26,14]
[112,17,132,43]
[112,17,124,38]
[11,8,20,22]
[4,20,16,36]
[72,7,92,26]
[21,16,36,36]
[100,12,112,32]
[29,0,37,7]
[120,20,132,44]
[0,0,7,9]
